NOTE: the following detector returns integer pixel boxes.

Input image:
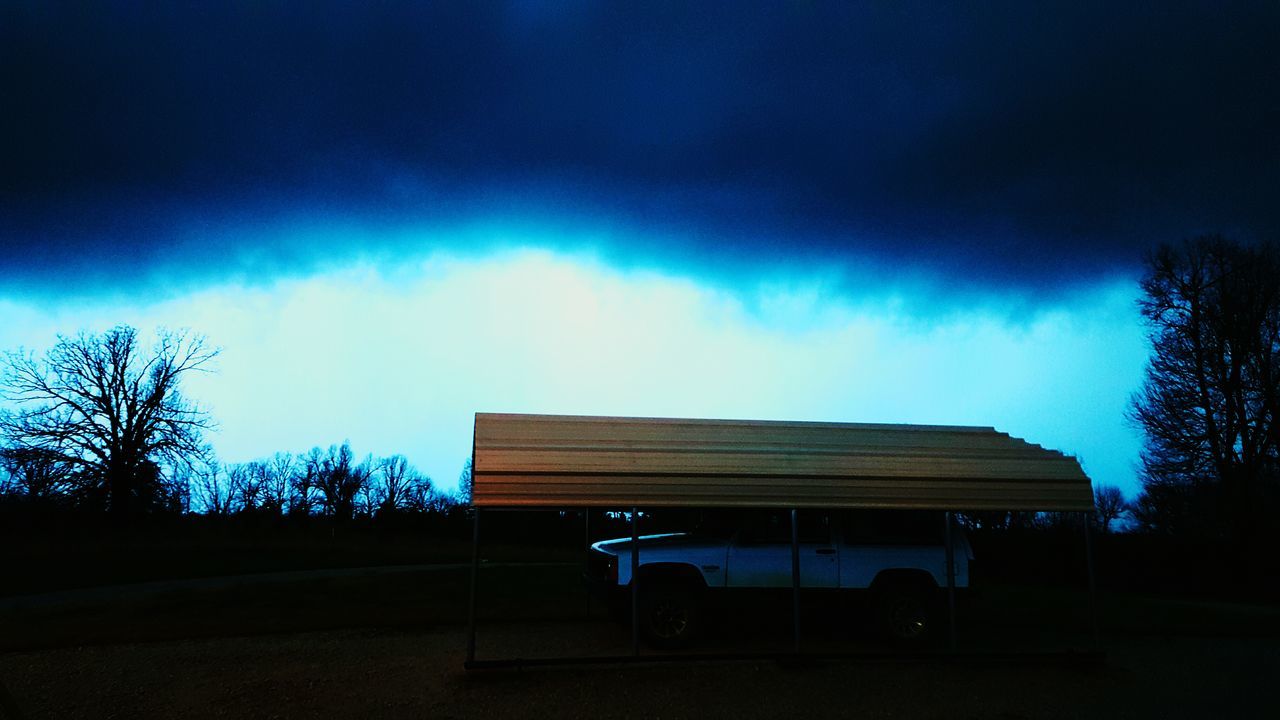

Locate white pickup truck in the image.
[587,509,972,647]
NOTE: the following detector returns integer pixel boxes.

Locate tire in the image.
[640,584,701,649]
[874,584,936,644]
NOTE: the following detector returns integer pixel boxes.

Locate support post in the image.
[466,508,481,664]
[1083,513,1100,650]
[791,508,802,653]
[584,508,592,619]
[944,511,957,651]
[631,506,640,656]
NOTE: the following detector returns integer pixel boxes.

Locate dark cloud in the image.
[2,2,1277,296]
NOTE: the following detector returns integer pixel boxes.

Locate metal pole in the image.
[584,508,592,619]
[631,506,640,656]
[466,508,481,664]
[791,508,801,653]
[1084,513,1100,650]
[944,511,957,651]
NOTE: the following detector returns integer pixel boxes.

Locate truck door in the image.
[838,509,953,588]
[726,510,839,588]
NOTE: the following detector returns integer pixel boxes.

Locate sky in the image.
[2,2,1278,498]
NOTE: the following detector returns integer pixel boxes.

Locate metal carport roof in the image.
[472,413,1094,511]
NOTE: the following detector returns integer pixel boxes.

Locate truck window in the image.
[735,509,831,545]
[687,509,739,539]
[841,509,944,545]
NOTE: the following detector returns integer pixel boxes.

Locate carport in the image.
[465,413,1098,669]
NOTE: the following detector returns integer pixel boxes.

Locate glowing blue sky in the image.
[0,241,1148,496]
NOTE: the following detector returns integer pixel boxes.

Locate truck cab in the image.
[588,509,972,647]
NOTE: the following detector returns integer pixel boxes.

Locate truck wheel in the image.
[641,585,701,649]
[874,585,935,643]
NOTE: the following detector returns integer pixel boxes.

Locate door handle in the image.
[815,548,836,555]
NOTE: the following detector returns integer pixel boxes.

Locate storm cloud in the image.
[3,1,1277,296]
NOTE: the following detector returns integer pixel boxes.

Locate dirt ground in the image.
[1,622,1276,720]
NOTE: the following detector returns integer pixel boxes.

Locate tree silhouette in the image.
[0,326,216,519]
[262,452,295,515]
[1129,237,1280,539]
[0,446,78,502]
[372,454,434,514]
[194,459,234,515]
[457,456,473,505]
[306,442,371,520]
[1093,485,1128,532]
[227,461,277,513]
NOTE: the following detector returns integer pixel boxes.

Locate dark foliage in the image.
[962,525,1280,602]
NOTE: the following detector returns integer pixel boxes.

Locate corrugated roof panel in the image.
[472,413,1094,511]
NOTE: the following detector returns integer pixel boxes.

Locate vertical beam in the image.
[465,508,481,664]
[944,511,957,651]
[1084,513,1101,650]
[583,508,592,619]
[791,508,802,653]
[631,506,640,656]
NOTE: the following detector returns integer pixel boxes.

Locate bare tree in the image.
[422,485,458,514]
[955,510,1039,532]
[378,454,406,512]
[0,446,79,501]
[352,453,377,518]
[308,442,370,520]
[1093,485,1128,532]
[457,456,473,505]
[357,456,382,517]
[168,462,193,514]
[195,461,233,515]
[292,447,323,516]
[1034,511,1083,532]
[406,473,438,512]
[262,452,295,515]
[373,454,434,514]
[227,462,266,513]
[0,326,217,518]
[1129,237,1280,538]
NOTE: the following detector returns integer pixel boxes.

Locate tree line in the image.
[1,434,472,522]
[957,483,1130,534]
[182,443,466,519]
[0,325,470,521]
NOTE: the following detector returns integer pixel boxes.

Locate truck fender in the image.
[868,568,940,592]
[636,562,710,589]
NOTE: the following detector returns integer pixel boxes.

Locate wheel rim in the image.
[889,597,927,639]
[650,599,689,639]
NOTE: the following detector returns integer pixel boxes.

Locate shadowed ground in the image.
[1,625,1276,719]
[1,562,1278,718]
